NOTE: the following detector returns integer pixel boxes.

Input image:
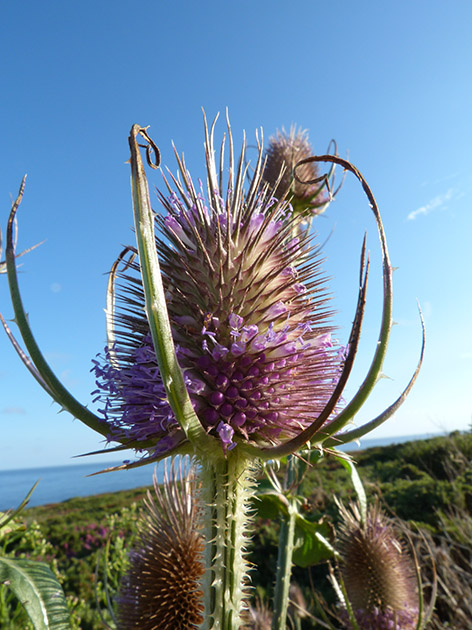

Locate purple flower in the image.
[92,120,343,458]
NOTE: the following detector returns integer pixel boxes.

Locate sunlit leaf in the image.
[0,557,70,630]
[336,454,367,523]
[292,517,334,567]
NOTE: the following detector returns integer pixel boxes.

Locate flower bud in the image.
[262,126,328,216]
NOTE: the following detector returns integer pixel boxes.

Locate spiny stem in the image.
[199,452,256,630]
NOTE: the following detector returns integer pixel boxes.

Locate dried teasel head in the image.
[116,458,204,630]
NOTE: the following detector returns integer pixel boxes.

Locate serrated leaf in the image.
[0,557,70,630]
[292,517,334,567]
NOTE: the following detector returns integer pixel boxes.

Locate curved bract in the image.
[2,179,112,439]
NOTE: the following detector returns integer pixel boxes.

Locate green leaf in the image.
[253,492,289,519]
[336,455,367,523]
[254,477,277,494]
[292,517,334,567]
[0,482,39,534]
[0,557,70,630]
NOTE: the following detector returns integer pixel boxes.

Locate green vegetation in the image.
[2,431,471,628]
[1,490,145,629]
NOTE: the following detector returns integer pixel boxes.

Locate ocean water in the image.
[0,460,164,511]
[0,433,441,510]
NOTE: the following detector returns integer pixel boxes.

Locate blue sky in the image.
[1,0,471,470]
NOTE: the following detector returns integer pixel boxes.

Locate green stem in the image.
[271,456,297,630]
[272,507,296,630]
[199,452,256,630]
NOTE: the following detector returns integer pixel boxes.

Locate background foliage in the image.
[2,432,471,629]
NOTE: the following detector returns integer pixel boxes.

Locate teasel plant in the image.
[1,112,424,629]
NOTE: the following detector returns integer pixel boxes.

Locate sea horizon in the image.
[0,432,446,510]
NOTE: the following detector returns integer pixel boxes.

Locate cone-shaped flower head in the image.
[116,459,204,630]
[92,118,343,458]
[262,126,328,217]
[337,503,419,630]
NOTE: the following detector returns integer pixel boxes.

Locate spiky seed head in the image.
[92,116,343,458]
[337,502,419,630]
[116,459,204,630]
[262,126,328,216]
[243,597,273,630]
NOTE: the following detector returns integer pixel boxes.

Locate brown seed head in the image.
[116,459,204,630]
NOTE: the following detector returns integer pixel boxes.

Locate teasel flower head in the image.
[92,116,344,459]
[262,126,329,218]
[336,502,419,630]
[4,116,418,473]
[116,458,204,630]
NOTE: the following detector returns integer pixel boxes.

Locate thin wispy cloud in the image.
[1,406,26,415]
[407,188,455,221]
[421,171,460,187]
